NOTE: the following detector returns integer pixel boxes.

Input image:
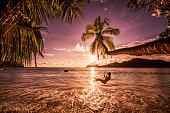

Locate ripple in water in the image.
[0,67,169,112]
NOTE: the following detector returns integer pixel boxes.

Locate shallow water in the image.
[0,67,170,113]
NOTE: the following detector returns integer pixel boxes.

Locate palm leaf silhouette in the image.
[81,15,120,60]
[0,0,87,67]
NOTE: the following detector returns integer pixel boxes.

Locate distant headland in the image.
[87,58,170,68]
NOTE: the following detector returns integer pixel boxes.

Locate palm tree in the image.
[0,12,45,67]
[0,0,88,67]
[100,0,170,57]
[81,15,120,60]
[103,37,170,56]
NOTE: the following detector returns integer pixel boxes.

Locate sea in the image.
[0,67,169,113]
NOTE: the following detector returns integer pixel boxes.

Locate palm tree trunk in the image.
[103,37,170,56]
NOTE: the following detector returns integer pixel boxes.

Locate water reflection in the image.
[0,68,169,112]
[72,67,108,111]
[86,67,104,110]
[90,67,96,92]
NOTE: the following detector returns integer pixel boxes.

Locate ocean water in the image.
[0,67,169,113]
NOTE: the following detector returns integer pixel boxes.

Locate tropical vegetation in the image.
[0,0,88,67]
[81,15,120,60]
[100,0,170,56]
[81,1,170,58]
[127,0,170,38]
[1,0,169,67]
[103,37,170,56]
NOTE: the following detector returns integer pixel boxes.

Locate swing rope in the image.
[104,55,109,75]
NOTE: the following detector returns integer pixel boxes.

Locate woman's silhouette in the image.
[94,72,111,84]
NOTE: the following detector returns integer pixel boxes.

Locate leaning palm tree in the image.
[103,37,170,56]
[100,0,170,57]
[81,15,120,60]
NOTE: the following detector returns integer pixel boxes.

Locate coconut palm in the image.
[103,37,170,56]
[81,15,120,60]
[0,0,88,67]
[101,0,170,57]
[0,12,45,67]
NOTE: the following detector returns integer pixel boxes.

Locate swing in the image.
[93,55,112,84]
[104,55,111,76]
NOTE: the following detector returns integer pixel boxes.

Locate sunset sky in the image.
[37,0,169,67]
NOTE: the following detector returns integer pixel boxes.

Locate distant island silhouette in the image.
[87,58,170,68]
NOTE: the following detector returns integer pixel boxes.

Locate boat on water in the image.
[64,70,69,72]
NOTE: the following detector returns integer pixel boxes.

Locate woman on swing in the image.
[94,72,111,84]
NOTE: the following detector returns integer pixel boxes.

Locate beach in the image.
[0,67,169,112]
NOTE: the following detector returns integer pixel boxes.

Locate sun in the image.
[89,55,96,62]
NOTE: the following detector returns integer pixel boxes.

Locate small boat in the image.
[64,70,69,72]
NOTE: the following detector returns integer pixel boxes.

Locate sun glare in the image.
[91,67,95,77]
[90,67,95,92]
[89,55,96,62]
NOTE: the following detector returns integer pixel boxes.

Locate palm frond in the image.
[58,0,86,24]
[81,15,120,60]
[0,21,44,67]
[90,38,98,55]
[85,25,96,32]
[98,41,105,56]
[100,17,110,31]
[103,36,115,50]
[81,32,94,41]
[102,27,120,35]
[0,0,88,67]
[103,17,110,26]
[94,15,102,30]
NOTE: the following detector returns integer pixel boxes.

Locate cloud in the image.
[54,48,71,52]
[137,54,170,62]
[104,8,108,11]
[72,44,90,52]
[42,38,46,41]
[44,47,47,50]
[37,62,47,65]
[54,44,90,53]
[91,0,106,3]
[44,54,54,57]
[118,37,158,49]
[54,48,66,51]
[67,49,71,52]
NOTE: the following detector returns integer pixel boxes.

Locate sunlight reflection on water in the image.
[72,67,110,111]
[0,67,169,112]
[90,67,96,92]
